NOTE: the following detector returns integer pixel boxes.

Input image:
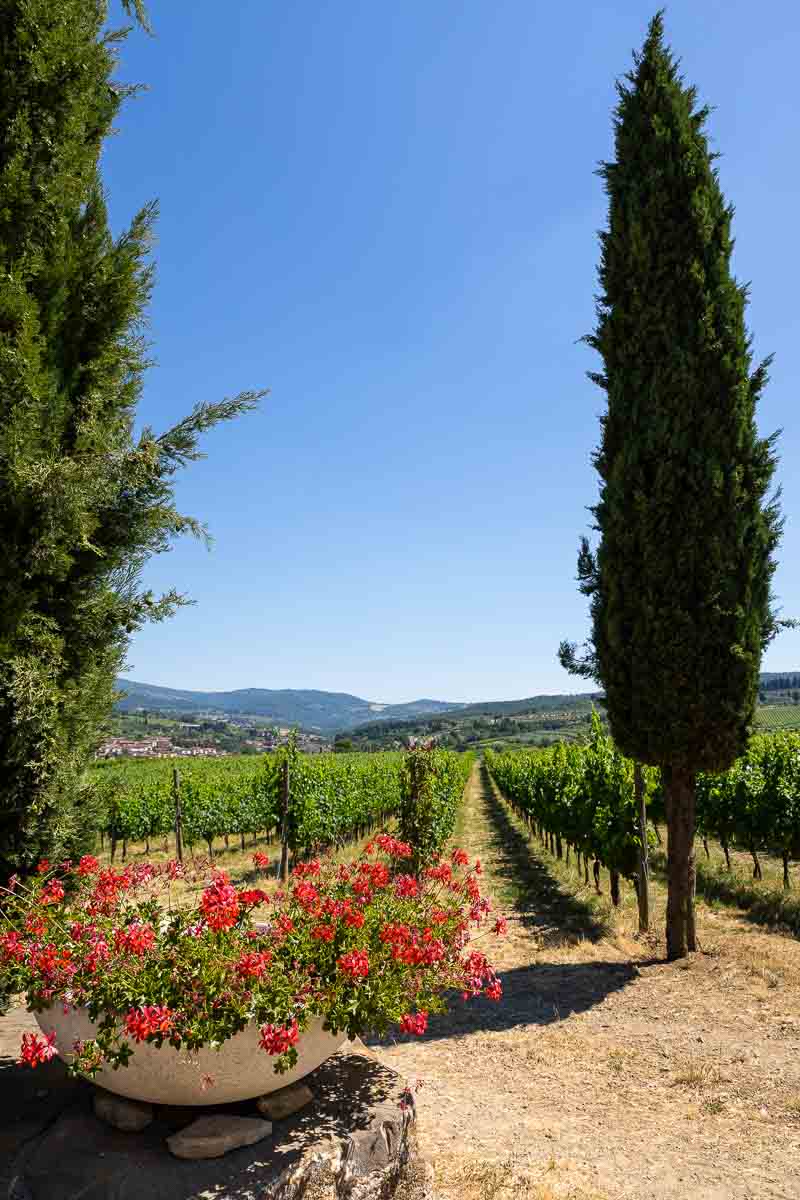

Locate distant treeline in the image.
[761,675,800,693]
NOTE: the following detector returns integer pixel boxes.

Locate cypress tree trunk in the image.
[783,852,791,890]
[609,870,621,907]
[665,768,696,960]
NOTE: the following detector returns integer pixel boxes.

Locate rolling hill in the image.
[114,679,466,735]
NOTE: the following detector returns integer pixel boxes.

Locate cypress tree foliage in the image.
[0,1,264,878]
[562,13,782,958]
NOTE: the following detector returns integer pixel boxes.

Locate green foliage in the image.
[0,2,263,876]
[94,751,409,856]
[398,748,473,872]
[491,727,800,886]
[694,733,800,862]
[567,12,781,773]
[487,716,656,881]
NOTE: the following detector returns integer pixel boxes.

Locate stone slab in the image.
[0,1007,420,1199]
[167,1114,272,1159]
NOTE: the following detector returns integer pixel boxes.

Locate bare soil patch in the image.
[368,763,800,1200]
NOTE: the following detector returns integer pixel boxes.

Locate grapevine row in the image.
[92,749,473,864]
[487,724,800,893]
[486,716,650,903]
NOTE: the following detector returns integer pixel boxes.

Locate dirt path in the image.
[369,762,800,1200]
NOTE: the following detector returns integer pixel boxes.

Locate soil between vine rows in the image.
[370,762,800,1200]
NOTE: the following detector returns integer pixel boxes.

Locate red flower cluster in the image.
[338,949,370,979]
[374,834,413,859]
[259,1018,299,1055]
[19,1031,57,1067]
[32,943,75,989]
[379,922,445,967]
[199,873,240,932]
[238,888,269,908]
[113,923,156,956]
[492,917,508,935]
[393,875,419,899]
[425,862,453,884]
[311,923,335,943]
[124,1005,175,1042]
[462,950,502,1001]
[451,849,470,867]
[399,1011,428,1036]
[77,855,100,876]
[236,950,272,979]
[40,880,65,906]
[88,867,132,915]
[292,859,321,879]
[292,882,320,911]
[252,852,270,871]
[0,930,26,963]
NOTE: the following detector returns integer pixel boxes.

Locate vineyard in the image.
[486,724,800,898]
[91,748,472,864]
[754,705,800,731]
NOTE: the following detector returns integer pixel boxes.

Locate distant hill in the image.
[115,671,799,740]
[114,679,465,735]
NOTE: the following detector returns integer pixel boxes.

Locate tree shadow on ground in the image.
[650,849,800,938]
[366,956,643,1054]
[478,765,611,946]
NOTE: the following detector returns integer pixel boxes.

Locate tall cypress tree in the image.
[0,1,263,877]
[563,13,782,958]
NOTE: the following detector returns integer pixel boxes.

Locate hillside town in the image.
[96,736,228,759]
[96,726,332,759]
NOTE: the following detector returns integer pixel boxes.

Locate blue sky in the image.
[107,1,800,703]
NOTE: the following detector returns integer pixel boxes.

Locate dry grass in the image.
[374,764,800,1200]
[433,1154,611,1200]
[670,1057,725,1091]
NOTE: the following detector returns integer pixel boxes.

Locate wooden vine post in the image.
[173,767,184,863]
[280,754,290,884]
[635,762,649,932]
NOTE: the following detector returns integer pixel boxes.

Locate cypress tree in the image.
[0,1,263,878]
[562,13,782,958]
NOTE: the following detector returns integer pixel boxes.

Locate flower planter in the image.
[36,1006,348,1106]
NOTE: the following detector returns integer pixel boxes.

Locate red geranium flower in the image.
[399,1010,428,1036]
[19,1031,57,1068]
[338,949,370,980]
[124,1005,175,1042]
[259,1018,299,1055]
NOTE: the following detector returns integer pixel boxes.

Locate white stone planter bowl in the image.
[35,1006,348,1106]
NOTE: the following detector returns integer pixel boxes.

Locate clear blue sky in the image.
[107,1,800,703]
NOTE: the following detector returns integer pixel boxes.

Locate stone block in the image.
[257,1081,314,1121]
[93,1088,153,1133]
[166,1114,272,1159]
